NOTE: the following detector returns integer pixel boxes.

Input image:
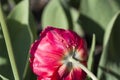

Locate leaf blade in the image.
[97,11,120,80]
[88,34,96,72]
[6,0,37,79]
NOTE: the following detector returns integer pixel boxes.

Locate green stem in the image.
[0,3,20,80]
[0,74,9,80]
[73,59,98,80]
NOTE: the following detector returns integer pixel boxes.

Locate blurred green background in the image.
[0,0,120,80]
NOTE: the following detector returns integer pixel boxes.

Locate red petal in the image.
[29,26,87,80]
[70,68,86,80]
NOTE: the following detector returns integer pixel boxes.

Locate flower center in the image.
[62,48,81,71]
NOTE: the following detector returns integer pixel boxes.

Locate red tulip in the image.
[29,26,88,80]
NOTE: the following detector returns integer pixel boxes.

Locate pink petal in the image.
[29,26,88,80]
[70,68,86,80]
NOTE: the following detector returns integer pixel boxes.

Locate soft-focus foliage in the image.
[0,0,120,80]
[0,0,37,79]
[97,12,120,80]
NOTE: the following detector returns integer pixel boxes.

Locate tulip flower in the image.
[29,26,88,80]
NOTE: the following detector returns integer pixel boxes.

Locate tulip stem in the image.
[73,60,98,80]
[0,3,20,80]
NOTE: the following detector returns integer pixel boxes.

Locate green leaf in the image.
[0,3,19,79]
[0,57,7,66]
[41,0,68,29]
[60,0,84,36]
[41,0,84,36]
[79,0,120,43]
[78,14,104,43]
[87,34,96,80]
[87,34,96,72]
[0,25,14,79]
[6,0,37,79]
[97,12,120,80]
[80,0,120,30]
[59,0,74,30]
